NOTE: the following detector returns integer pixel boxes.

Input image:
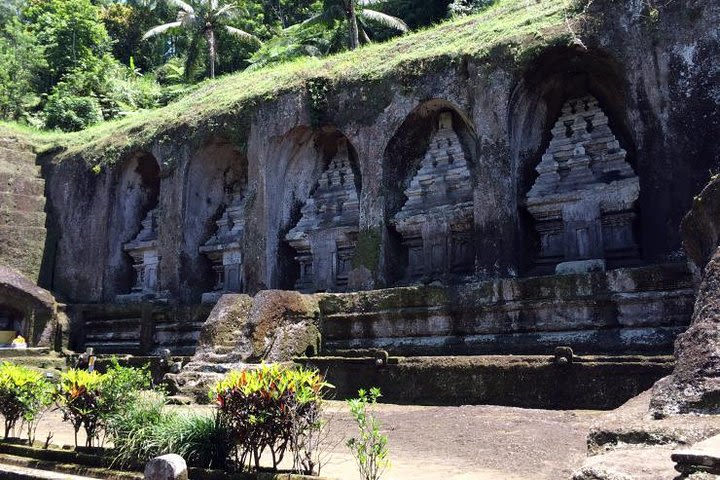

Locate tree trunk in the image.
[207,28,216,79]
[346,1,360,50]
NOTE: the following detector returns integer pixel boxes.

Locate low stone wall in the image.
[319,264,694,356]
[69,302,212,356]
[298,354,674,410]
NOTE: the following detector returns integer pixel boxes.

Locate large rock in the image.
[651,178,720,416]
[0,265,59,347]
[673,434,720,475]
[165,290,320,401]
[144,454,188,480]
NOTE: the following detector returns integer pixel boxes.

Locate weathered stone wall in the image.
[41,0,719,305]
[0,133,48,282]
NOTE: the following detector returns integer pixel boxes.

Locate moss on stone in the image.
[352,228,382,275]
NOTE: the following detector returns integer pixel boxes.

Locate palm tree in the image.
[303,0,408,50]
[142,0,260,79]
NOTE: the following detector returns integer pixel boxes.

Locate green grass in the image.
[2,0,575,164]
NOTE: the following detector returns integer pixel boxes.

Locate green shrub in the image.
[44,94,103,132]
[108,390,233,469]
[211,363,331,473]
[347,388,390,480]
[56,362,151,447]
[0,362,53,442]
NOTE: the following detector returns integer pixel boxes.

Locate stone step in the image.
[0,347,50,357]
[85,330,140,342]
[0,148,38,171]
[0,226,46,281]
[0,210,46,229]
[0,136,36,153]
[0,453,140,480]
[83,341,142,355]
[0,462,100,480]
[0,192,46,212]
[0,173,44,197]
[154,321,205,332]
[0,356,66,372]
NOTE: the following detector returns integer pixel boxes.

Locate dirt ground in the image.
[28,402,602,480]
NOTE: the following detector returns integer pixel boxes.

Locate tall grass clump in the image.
[107,390,233,469]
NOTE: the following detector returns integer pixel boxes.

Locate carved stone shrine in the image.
[199,194,246,302]
[118,208,161,301]
[526,96,640,274]
[286,139,360,292]
[391,112,474,281]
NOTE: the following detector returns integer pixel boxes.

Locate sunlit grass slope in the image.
[2,0,573,162]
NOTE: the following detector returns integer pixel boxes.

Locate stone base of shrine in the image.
[318,262,695,356]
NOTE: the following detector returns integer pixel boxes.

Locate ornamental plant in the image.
[57,361,151,448]
[347,388,390,480]
[0,362,54,442]
[211,363,331,473]
[56,369,104,447]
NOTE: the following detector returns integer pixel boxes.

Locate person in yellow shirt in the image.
[11,333,26,349]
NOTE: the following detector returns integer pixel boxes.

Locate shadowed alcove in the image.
[181,137,248,303]
[509,46,641,274]
[268,126,361,291]
[105,152,161,299]
[382,99,478,285]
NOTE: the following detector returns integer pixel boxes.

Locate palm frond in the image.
[359,25,371,44]
[163,0,194,14]
[214,4,237,18]
[360,9,408,32]
[141,21,183,40]
[177,10,196,28]
[225,26,262,46]
[301,5,344,27]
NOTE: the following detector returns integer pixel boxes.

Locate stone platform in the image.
[296,354,674,409]
[319,263,694,356]
[70,303,212,356]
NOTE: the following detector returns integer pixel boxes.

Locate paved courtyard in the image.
[30,401,602,480]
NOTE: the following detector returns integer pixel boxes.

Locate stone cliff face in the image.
[651,177,720,416]
[0,133,48,283]
[38,0,719,307]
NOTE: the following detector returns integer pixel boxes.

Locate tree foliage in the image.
[0,0,451,130]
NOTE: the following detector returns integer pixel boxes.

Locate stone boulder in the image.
[165,290,320,402]
[651,178,720,416]
[0,265,59,347]
[144,454,188,480]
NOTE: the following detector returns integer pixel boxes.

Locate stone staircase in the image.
[0,135,47,281]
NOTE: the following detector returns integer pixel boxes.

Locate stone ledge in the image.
[296,354,673,409]
[0,442,335,480]
[587,391,720,455]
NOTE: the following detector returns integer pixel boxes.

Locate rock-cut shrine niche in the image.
[285,138,360,292]
[121,208,161,300]
[114,152,162,302]
[525,95,639,274]
[390,112,474,281]
[199,193,246,302]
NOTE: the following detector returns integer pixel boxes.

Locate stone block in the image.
[672,434,720,474]
[556,259,606,275]
[144,454,188,480]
